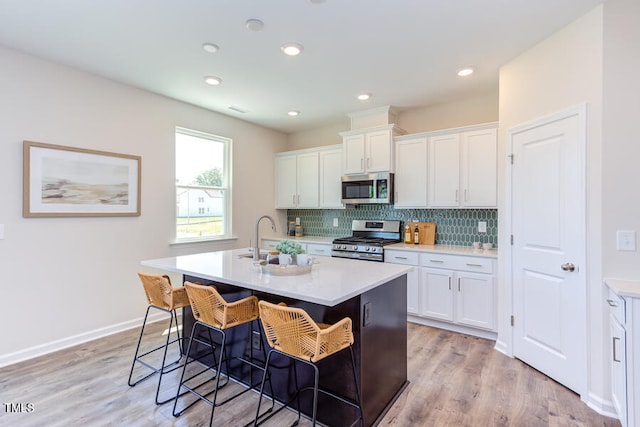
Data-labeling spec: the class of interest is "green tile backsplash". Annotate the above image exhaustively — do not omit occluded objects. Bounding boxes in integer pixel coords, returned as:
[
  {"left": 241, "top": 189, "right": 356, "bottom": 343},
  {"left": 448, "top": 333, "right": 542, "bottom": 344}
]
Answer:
[{"left": 287, "top": 206, "right": 498, "bottom": 247}]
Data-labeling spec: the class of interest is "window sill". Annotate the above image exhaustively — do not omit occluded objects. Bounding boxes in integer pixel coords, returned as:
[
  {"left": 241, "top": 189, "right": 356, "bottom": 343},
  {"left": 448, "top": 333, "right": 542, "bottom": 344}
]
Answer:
[{"left": 170, "top": 236, "right": 238, "bottom": 247}]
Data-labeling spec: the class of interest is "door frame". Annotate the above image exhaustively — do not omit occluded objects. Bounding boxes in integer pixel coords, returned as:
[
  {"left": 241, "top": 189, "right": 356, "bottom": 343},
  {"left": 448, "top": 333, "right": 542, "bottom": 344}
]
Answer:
[{"left": 502, "top": 103, "right": 588, "bottom": 397}]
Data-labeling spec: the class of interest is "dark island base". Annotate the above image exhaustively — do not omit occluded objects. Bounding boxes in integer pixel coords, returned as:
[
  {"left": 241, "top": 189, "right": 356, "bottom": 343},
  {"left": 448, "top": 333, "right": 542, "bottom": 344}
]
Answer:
[{"left": 182, "top": 274, "right": 408, "bottom": 427}]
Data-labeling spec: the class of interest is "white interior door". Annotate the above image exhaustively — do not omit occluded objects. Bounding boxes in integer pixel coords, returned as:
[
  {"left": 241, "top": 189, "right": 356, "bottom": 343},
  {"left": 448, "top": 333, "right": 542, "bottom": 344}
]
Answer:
[{"left": 510, "top": 105, "right": 587, "bottom": 395}]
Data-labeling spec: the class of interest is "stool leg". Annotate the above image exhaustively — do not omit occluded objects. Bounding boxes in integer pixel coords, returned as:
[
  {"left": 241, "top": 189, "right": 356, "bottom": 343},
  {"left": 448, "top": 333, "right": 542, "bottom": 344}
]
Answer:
[
  {"left": 310, "top": 363, "right": 319, "bottom": 427},
  {"left": 253, "top": 350, "right": 274, "bottom": 426},
  {"left": 127, "top": 305, "right": 152, "bottom": 387},
  {"left": 349, "top": 346, "right": 363, "bottom": 426},
  {"left": 208, "top": 329, "right": 227, "bottom": 427},
  {"left": 172, "top": 322, "right": 198, "bottom": 417},
  {"left": 155, "top": 308, "right": 180, "bottom": 404}
]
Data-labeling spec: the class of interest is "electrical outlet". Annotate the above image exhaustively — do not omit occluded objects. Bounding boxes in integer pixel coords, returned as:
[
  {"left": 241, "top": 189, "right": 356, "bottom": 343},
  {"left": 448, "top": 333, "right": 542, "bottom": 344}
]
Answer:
[
  {"left": 333, "top": 218, "right": 339, "bottom": 227},
  {"left": 295, "top": 217, "right": 300, "bottom": 225},
  {"left": 616, "top": 230, "right": 637, "bottom": 251},
  {"left": 478, "top": 221, "right": 487, "bottom": 233}
]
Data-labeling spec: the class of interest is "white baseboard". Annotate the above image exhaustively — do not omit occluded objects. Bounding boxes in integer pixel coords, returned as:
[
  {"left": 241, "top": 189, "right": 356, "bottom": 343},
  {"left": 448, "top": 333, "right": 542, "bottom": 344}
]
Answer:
[
  {"left": 583, "top": 391, "right": 619, "bottom": 419},
  {"left": 407, "top": 315, "right": 498, "bottom": 341},
  {"left": 0, "top": 311, "right": 169, "bottom": 368}
]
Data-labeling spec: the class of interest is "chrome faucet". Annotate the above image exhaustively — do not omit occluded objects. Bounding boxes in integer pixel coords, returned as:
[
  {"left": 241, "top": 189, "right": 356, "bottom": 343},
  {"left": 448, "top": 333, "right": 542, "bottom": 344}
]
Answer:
[{"left": 254, "top": 215, "right": 277, "bottom": 261}]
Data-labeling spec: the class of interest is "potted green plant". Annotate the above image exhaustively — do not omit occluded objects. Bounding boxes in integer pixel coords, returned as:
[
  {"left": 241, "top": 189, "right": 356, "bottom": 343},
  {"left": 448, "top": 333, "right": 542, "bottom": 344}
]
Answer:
[{"left": 274, "top": 240, "right": 305, "bottom": 265}]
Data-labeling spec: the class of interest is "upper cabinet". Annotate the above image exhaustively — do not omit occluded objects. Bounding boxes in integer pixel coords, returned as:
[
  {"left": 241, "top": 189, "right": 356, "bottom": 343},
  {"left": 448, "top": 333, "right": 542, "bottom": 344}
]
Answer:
[
  {"left": 394, "top": 135, "right": 428, "bottom": 208},
  {"left": 341, "top": 125, "right": 404, "bottom": 175},
  {"left": 275, "top": 145, "right": 343, "bottom": 209},
  {"left": 428, "top": 126, "right": 497, "bottom": 208}
]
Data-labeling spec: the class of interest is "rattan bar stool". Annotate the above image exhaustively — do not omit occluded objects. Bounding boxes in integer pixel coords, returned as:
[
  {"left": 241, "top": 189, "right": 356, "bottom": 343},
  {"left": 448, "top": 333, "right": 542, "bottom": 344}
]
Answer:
[
  {"left": 172, "top": 281, "right": 274, "bottom": 426},
  {"left": 254, "top": 300, "right": 363, "bottom": 427},
  {"left": 128, "top": 272, "right": 190, "bottom": 405}
]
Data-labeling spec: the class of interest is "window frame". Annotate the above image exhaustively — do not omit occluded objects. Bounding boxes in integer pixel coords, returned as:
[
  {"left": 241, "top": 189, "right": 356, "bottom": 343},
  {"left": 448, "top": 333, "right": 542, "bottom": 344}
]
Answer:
[{"left": 174, "top": 126, "right": 232, "bottom": 243}]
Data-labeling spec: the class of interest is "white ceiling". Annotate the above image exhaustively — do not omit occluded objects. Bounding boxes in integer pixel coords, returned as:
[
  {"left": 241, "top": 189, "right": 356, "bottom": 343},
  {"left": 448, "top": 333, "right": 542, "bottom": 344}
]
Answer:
[{"left": 0, "top": 0, "right": 603, "bottom": 134}]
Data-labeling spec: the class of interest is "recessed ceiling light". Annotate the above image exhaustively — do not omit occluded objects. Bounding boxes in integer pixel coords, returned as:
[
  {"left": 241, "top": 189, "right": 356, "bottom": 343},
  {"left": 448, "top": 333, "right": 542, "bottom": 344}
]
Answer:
[
  {"left": 281, "top": 42, "right": 304, "bottom": 56},
  {"left": 245, "top": 19, "right": 264, "bottom": 32},
  {"left": 204, "top": 75, "right": 222, "bottom": 86},
  {"left": 288, "top": 110, "right": 300, "bottom": 117},
  {"left": 457, "top": 67, "right": 474, "bottom": 77},
  {"left": 357, "top": 93, "right": 371, "bottom": 101},
  {"left": 202, "top": 43, "right": 219, "bottom": 53}
]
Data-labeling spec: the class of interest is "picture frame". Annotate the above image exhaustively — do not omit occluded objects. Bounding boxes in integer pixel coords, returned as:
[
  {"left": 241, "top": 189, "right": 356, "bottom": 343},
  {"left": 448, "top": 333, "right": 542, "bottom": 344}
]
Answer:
[{"left": 23, "top": 141, "right": 141, "bottom": 217}]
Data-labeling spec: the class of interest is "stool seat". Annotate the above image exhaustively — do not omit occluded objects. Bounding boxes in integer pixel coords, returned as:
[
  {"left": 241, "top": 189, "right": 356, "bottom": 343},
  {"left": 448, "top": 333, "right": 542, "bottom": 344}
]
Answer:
[{"left": 128, "top": 272, "right": 190, "bottom": 405}]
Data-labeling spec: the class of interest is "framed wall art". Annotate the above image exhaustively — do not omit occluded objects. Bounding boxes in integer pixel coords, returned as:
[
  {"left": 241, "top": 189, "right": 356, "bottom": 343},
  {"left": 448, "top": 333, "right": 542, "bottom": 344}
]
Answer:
[{"left": 23, "top": 141, "right": 141, "bottom": 217}]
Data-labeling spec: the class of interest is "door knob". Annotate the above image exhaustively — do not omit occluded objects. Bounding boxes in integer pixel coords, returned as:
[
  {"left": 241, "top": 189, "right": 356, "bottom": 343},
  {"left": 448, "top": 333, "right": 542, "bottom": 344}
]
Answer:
[{"left": 561, "top": 262, "right": 576, "bottom": 272}]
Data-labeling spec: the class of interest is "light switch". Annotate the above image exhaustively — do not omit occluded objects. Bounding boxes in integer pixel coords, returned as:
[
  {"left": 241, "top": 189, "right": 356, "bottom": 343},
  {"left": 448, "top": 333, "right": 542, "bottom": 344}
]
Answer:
[
  {"left": 0, "top": 224, "right": 4, "bottom": 239},
  {"left": 616, "top": 230, "right": 636, "bottom": 251},
  {"left": 478, "top": 221, "right": 487, "bottom": 233}
]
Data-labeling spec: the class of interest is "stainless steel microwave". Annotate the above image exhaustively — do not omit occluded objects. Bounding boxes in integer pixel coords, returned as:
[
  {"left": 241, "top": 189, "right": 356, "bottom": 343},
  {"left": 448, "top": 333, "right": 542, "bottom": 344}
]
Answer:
[{"left": 341, "top": 172, "right": 394, "bottom": 204}]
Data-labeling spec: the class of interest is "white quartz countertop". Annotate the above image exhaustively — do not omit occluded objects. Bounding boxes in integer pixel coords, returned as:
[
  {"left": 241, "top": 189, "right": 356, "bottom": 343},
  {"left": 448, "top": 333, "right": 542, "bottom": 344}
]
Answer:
[
  {"left": 141, "top": 248, "right": 411, "bottom": 306},
  {"left": 386, "top": 243, "right": 498, "bottom": 258},
  {"left": 605, "top": 278, "right": 640, "bottom": 299}
]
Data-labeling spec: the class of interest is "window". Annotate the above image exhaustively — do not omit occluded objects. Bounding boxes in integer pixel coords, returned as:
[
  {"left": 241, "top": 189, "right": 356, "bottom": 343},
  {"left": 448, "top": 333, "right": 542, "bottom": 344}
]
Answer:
[{"left": 175, "top": 127, "right": 231, "bottom": 241}]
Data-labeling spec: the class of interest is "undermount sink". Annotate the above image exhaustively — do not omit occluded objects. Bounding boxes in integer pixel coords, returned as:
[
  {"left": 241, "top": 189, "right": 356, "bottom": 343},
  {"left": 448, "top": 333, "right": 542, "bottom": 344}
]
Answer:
[{"left": 237, "top": 251, "right": 267, "bottom": 260}]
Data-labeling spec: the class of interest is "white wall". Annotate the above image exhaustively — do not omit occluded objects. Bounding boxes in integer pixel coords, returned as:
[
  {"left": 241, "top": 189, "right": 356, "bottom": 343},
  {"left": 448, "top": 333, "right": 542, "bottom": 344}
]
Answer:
[
  {"left": 497, "top": 5, "right": 606, "bottom": 411},
  {"left": 0, "top": 45, "right": 288, "bottom": 364},
  {"left": 286, "top": 93, "right": 499, "bottom": 151},
  {"left": 602, "top": 0, "right": 640, "bottom": 279}
]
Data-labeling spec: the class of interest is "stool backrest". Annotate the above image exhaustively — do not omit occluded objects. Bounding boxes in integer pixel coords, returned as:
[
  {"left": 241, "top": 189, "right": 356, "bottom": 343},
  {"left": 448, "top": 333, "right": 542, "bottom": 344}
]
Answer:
[
  {"left": 137, "top": 272, "right": 174, "bottom": 309},
  {"left": 258, "top": 301, "right": 353, "bottom": 363},
  {"left": 184, "top": 281, "right": 258, "bottom": 329}
]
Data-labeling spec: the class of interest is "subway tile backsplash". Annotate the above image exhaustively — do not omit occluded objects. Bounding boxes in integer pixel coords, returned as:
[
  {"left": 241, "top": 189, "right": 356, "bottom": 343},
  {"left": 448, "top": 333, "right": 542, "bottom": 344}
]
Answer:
[{"left": 287, "top": 207, "right": 498, "bottom": 248}]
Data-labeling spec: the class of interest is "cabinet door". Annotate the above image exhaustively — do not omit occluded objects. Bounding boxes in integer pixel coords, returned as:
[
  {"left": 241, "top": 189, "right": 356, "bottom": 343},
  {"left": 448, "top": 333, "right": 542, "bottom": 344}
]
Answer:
[
  {"left": 420, "top": 268, "right": 454, "bottom": 321},
  {"left": 343, "top": 133, "right": 366, "bottom": 174},
  {"left": 296, "top": 152, "right": 319, "bottom": 208},
  {"left": 394, "top": 137, "right": 428, "bottom": 208},
  {"left": 461, "top": 128, "right": 497, "bottom": 207},
  {"left": 428, "top": 133, "right": 460, "bottom": 207},
  {"left": 319, "top": 149, "right": 343, "bottom": 208},
  {"left": 406, "top": 266, "right": 421, "bottom": 315},
  {"left": 456, "top": 272, "right": 495, "bottom": 330},
  {"left": 610, "top": 313, "right": 628, "bottom": 427},
  {"left": 366, "top": 129, "right": 392, "bottom": 172},
  {"left": 275, "top": 154, "right": 297, "bottom": 208}
]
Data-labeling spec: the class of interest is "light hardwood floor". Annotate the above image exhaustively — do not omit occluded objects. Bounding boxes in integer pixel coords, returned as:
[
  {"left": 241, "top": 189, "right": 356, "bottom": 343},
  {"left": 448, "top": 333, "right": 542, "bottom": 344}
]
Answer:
[{"left": 0, "top": 321, "right": 620, "bottom": 427}]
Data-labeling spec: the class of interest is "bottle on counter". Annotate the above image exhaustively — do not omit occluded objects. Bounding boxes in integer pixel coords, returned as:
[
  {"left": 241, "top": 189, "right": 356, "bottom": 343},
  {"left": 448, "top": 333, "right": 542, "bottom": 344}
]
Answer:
[
  {"left": 288, "top": 221, "right": 296, "bottom": 236},
  {"left": 295, "top": 225, "right": 303, "bottom": 237},
  {"left": 404, "top": 225, "right": 412, "bottom": 244},
  {"left": 414, "top": 225, "right": 420, "bottom": 245}
]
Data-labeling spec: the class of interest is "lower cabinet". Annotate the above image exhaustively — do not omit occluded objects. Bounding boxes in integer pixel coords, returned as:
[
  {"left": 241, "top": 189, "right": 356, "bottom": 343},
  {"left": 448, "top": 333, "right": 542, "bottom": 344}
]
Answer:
[
  {"left": 386, "top": 249, "right": 496, "bottom": 334},
  {"left": 606, "top": 281, "right": 640, "bottom": 427}
]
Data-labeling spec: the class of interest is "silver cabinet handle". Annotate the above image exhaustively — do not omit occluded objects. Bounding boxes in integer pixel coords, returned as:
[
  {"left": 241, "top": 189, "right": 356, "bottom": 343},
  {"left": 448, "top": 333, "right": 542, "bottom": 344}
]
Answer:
[
  {"left": 361, "top": 158, "right": 364, "bottom": 169},
  {"left": 464, "top": 189, "right": 468, "bottom": 202},
  {"left": 458, "top": 277, "right": 461, "bottom": 292},
  {"left": 292, "top": 195, "right": 296, "bottom": 204},
  {"left": 613, "top": 337, "right": 622, "bottom": 362},
  {"left": 448, "top": 276, "right": 451, "bottom": 291},
  {"left": 297, "top": 194, "right": 300, "bottom": 204},
  {"left": 607, "top": 299, "right": 619, "bottom": 307},
  {"left": 394, "top": 256, "right": 408, "bottom": 260},
  {"left": 561, "top": 262, "right": 576, "bottom": 272},
  {"left": 466, "top": 263, "right": 483, "bottom": 267},
  {"left": 455, "top": 189, "right": 459, "bottom": 202},
  {"left": 367, "top": 157, "right": 371, "bottom": 168},
  {"left": 429, "top": 259, "right": 444, "bottom": 263}
]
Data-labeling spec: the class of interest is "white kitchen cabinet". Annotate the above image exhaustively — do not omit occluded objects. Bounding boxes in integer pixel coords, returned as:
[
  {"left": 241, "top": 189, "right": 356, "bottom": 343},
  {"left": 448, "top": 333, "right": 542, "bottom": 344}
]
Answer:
[
  {"left": 394, "top": 136, "right": 428, "bottom": 208},
  {"left": 261, "top": 239, "right": 284, "bottom": 251},
  {"left": 605, "top": 280, "right": 640, "bottom": 427},
  {"left": 319, "top": 148, "right": 344, "bottom": 208},
  {"left": 428, "top": 125, "right": 497, "bottom": 208},
  {"left": 420, "top": 252, "right": 496, "bottom": 331},
  {"left": 341, "top": 125, "right": 403, "bottom": 175},
  {"left": 386, "top": 249, "right": 496, "bottom": 332},
  {"left": 275, "top": 146, "right": 342, "bottom": 209},
  {"left": 306, "top": 243, "right": 332, "bottom": 257},
  {"left": 385, "top": 250, "right": 421, "bottom": 314}
]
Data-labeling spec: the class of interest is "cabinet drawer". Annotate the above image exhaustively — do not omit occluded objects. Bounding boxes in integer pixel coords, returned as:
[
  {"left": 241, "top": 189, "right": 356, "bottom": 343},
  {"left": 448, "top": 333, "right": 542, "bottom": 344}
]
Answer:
[
  {"left": 307, "top": 243, "right": 331, "bottom": 257},
  {"left": 385, "top": 250, "right": 420, "bottom": 265},
  {"left": 455, "top": 257, "right": 494, "bottom": 274},
  {"left": 607, "top": 287, "right": 626, "bottom": 325},
  {"left": 420, "top": 253, "right": 458, "bottom": 269}
]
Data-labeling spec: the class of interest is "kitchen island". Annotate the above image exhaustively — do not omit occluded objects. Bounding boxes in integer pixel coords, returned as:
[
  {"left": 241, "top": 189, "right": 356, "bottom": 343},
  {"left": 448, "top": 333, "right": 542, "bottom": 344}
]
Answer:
[{"left": 141, "top": 248, "right": 411, "bottom": 426}]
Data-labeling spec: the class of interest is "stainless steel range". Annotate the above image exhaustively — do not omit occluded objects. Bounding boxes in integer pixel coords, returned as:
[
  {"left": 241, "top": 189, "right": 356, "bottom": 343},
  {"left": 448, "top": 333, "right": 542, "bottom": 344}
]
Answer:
[{"left": 331, "top": 220, "right": 401, "bottom": 262}]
